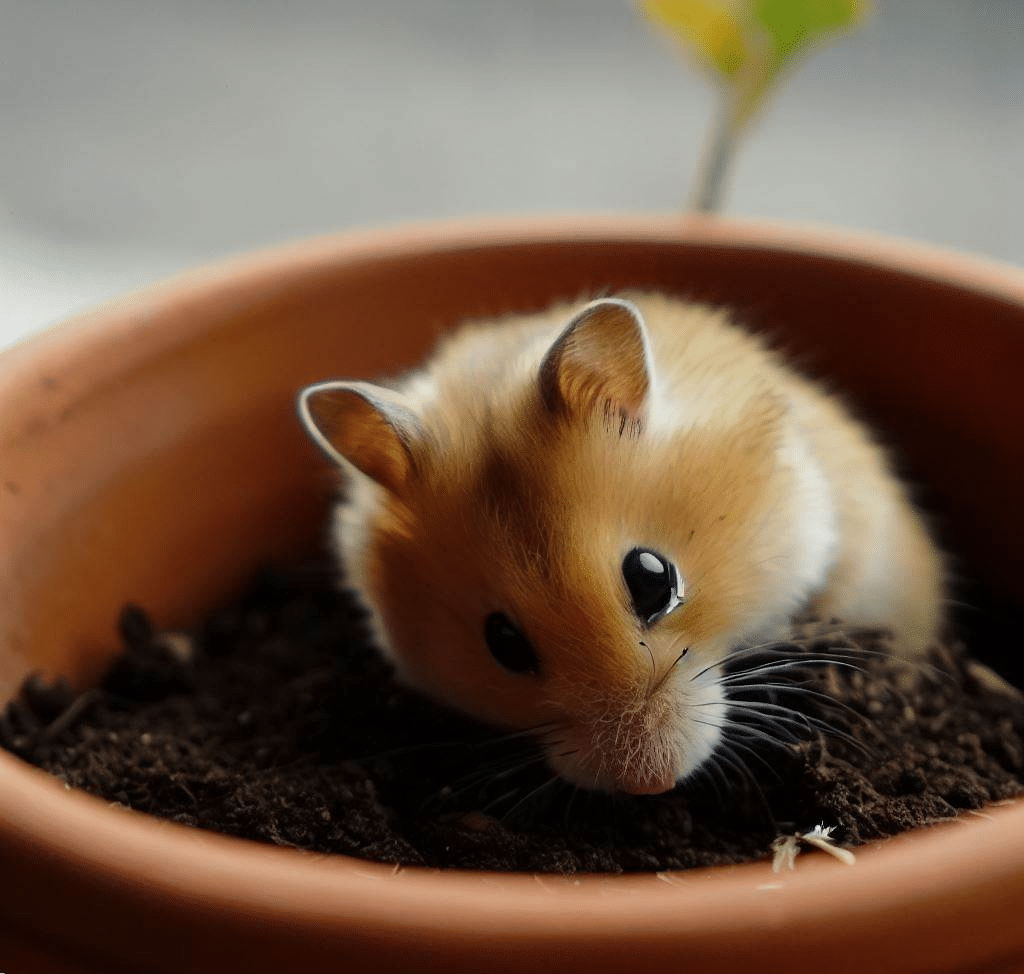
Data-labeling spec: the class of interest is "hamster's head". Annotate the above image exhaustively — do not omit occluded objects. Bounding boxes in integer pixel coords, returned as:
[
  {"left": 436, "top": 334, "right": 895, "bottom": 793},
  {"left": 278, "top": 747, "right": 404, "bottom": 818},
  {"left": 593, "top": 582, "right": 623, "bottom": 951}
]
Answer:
[{"left": 299, "top": 297, "right": 801, "bottom": 794}]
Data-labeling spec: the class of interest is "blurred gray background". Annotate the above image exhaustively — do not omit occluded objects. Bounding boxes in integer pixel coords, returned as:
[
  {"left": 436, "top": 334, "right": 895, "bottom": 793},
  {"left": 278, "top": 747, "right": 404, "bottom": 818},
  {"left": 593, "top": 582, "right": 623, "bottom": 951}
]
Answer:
[{"left": 1, "top": 0, "right": 1021, "bottom": 346}]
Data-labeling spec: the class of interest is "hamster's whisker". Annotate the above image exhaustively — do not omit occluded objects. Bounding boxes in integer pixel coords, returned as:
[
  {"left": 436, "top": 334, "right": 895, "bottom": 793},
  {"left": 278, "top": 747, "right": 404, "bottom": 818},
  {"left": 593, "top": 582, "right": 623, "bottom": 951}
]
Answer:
[
  {"left": 695, "top": 714, "right": 785, "bottom": 781},
  {"left": 724, "top": 711, "right": 809, "bottom": 748},
  {"left": 723, "top": 699, "right": 871, "bottom": 755},
  {"left": 450, "top": 754, "right": 545, "bottom": 795},
  {"left": 684, "top": 639, "right": 835, "bottom": 684},
  {"left": 592, "top": 746, "right": 609, "bottom": 793},
  {"left": 688, "top": 656, "right": 724, "bottom": 684},
  {"left": 709, "top": 741, "right": 776, "bottom": 828},
  {"left": 438, "top": 749, "right": 553, "bottom": 810},
  {"left": 750, "top": 643, "right": 913, "bottom": 667},
  {"left": 561, "top": 785, "right": 581, "bottom": 829},
  {"left": 729, "top": 710, "right": 829, "bottom": 749},
  {"left": 725, "top": 720, "right": 801, "bottom": 754},
  {"left": 726, "top": 644, "right": 947, "bottom": 700},
  {"left": 717, "top": 635, "right": 942, "bottom": 689},
  {"left": 725, "top": 672, "right": 888, "bottom": 732},
  {"left": 641, "top": 641, "right": 656, "bottom": 696},
  {"left": 717, "top": 730, "right": 784, "bottom": 783},
  {"left": 732, "top": 631, "right": 853, "bottom": 654},
  {"left": 722, "top": 696, "right": 830, "bottom": 725},
  {"left": 941, "top": 595, "right": 978, "bottom": 612},
  {"left": 650, "top": 639, "right": 692, "bottom": 696},
  {"left": 691, "top": 756, "right": 729, "bottom": 809},
  {"left": 725, "top": 709, "right": 847, "bottom": 763},
  {"left": 499, "top": 774, "right": 562, "bottom": 825},
  {"left": 723, "top": 679, "right": 864, "bottom": 716},
  {"left": 485, "top": 721, "right": 561, "bottom": 746},
  {"left": 354, "top": 737, "right": 494, "bottom": 763},
  {"left": 487, "top": 748, "right": 552, "bottom": 776},
  {"left": 692, "top": 715, "right": 724, "bottom": 730},
  {"left": 721, "top": 633, "right": 896, "bottom": 662},
  {"left": 692, "top": 641, "right": 861, "bottom": 686},
  {"left": 721, "top": 658, "right": 869, "bottom": 683},
  {"left": 723, "top": 644, "right": 840, "bottom": 667},
  {"left": 480, "top": 787, "right": 527, "bottom": 813},
  {"left": 756, "top": 637, "right": 940, "bottom": 680},
  {"left": 444, "top": 740, "right": 551, "bottom": 787}
]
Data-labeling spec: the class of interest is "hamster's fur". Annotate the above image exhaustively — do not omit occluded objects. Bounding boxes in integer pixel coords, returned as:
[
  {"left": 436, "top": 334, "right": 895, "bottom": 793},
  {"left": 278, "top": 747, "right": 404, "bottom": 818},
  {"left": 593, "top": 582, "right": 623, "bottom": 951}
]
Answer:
[{"left": 299, "top": 294, "right": 944, "bottom": 795}]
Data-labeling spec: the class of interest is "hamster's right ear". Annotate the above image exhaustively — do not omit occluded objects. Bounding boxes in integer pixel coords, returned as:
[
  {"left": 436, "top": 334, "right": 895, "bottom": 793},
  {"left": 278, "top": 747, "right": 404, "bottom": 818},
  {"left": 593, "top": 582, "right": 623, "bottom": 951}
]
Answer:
[
  {"left": 538, "top": 297, "right": 652, "bottom": 425},
  {"left": 298, "top": 381, "right": 422, "bottom": 494}
]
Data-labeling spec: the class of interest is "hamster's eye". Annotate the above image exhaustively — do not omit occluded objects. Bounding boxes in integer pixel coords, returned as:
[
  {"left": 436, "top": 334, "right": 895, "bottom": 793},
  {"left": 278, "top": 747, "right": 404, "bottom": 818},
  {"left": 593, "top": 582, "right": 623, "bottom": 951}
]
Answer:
[
  {"left": 484, "top": 612, "right": 539, "bottom": 675},
  {"left": 622, "top": 547, "right": 682, "bottom": 625}
]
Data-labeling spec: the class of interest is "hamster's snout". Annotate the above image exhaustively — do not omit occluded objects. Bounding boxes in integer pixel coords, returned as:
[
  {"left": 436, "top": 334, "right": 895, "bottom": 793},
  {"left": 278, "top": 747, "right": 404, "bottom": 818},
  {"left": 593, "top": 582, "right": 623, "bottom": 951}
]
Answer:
[
  {"left": 545, "top": 735, "right": 682, "bottom": 795},
  {"left": 543, "top": 673, "right": 727, "bottom": 795}
]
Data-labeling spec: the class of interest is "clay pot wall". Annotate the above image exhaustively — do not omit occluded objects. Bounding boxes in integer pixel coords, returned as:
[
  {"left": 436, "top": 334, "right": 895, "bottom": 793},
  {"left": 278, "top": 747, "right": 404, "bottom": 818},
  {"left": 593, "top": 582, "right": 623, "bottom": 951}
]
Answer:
[{"left": 1, "top": 216, "right": 1022, "bottom": 973}]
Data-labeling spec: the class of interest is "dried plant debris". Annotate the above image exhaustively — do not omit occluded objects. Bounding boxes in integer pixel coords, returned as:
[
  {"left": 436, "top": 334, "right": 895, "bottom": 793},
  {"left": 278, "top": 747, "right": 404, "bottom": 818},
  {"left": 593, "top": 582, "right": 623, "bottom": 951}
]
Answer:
[
  {"left": 770, "top": 824, "right": 857, "bottom": 872},
  {"left": 2, "top": 565, "right": 1023, "bottom": 875}
]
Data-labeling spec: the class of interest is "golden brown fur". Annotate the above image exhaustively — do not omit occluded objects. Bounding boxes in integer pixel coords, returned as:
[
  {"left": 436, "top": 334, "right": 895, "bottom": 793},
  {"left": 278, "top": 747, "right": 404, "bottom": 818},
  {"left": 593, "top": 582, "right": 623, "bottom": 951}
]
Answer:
[{"left": 299, "top": 293, "right": 945, "bottom": 794}]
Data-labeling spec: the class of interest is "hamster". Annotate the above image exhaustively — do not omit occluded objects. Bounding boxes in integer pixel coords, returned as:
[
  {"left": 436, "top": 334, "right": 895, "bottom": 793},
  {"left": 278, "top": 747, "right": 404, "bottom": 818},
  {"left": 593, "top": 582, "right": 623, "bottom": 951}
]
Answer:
[{"left": 298, "top": 293, "right": 944, "bottom": 795}]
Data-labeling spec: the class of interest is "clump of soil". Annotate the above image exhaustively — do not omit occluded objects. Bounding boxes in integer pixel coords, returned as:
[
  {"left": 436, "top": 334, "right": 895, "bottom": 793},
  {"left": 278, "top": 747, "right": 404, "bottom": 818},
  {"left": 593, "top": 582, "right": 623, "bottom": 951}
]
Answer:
[{"left": 2, "top": 565, "right": 1023, "bottom": 874}]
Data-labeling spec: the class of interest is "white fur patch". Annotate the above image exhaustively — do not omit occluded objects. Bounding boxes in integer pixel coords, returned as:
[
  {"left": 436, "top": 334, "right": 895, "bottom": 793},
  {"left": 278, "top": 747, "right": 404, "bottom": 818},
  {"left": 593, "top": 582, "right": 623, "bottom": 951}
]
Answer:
[{"left": 777, "top": 426, "right": 839, "bottom": 604}]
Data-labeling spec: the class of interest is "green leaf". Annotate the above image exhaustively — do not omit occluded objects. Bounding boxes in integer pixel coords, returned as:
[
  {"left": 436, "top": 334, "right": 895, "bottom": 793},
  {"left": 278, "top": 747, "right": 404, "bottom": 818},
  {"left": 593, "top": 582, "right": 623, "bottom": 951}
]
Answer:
[
  {"left": 752, "top": 0, "right": 872, "bottom": 70},
  {"left": 639, "top": 0, "right": 750, "bottom": 79},
  {"left": 636, "top": 0, "right": 874, "bottom": 212}
]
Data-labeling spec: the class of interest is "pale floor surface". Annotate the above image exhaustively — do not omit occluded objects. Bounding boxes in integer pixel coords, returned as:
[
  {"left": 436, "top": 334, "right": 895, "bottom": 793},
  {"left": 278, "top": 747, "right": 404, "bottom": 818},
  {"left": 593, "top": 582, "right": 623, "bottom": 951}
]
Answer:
[{"left": 1, "top": 0, "right": 1021, "bottom": 346}]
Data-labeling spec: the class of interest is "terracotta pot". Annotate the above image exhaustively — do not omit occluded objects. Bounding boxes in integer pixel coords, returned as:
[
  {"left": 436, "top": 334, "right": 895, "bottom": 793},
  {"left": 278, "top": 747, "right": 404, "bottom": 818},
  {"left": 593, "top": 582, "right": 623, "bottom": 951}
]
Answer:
[{"left": 2, "top": 215, "right": 1023, "bottom": 974}]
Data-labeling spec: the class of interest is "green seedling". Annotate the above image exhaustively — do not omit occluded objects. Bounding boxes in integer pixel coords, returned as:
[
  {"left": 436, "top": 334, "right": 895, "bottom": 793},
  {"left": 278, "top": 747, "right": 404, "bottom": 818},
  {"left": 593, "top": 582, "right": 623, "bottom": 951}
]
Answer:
[{"left": 638, "top": 0, "right": 872, "bottom": 212}]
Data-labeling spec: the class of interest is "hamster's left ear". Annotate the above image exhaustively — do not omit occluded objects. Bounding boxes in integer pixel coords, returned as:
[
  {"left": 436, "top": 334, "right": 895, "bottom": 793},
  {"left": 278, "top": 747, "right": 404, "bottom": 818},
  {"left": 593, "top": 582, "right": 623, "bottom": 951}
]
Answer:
[
  {"left": 298, "top": 381, "right": 422, "bottom": 495},
  {"left": 538, "top": 297, "right": 652, "bottom": 426}
]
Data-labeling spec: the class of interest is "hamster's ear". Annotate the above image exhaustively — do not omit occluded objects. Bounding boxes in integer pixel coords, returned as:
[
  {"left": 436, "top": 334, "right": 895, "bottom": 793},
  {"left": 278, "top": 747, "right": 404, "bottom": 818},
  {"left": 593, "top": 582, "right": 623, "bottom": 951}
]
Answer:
[
  {"left": 538, "top": 297, "right": 652, "bottom": 425},
  {"left": 298, "top": 380, "right": 422, "bottom": 494}
]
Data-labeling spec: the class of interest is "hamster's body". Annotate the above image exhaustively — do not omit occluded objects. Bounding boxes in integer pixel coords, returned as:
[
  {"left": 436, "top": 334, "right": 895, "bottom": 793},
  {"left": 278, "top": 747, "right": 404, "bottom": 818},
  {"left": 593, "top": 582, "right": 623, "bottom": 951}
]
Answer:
[{"left": 300, "top": 294, "right": 944, "bottom": 795}]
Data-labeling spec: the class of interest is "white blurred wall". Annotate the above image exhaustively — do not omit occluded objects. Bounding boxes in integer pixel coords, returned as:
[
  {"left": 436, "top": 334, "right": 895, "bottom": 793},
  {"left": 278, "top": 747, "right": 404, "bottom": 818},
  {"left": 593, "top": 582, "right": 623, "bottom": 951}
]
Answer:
[{"left": 1, "top": 0, "right": 1021, "bottom": 344}]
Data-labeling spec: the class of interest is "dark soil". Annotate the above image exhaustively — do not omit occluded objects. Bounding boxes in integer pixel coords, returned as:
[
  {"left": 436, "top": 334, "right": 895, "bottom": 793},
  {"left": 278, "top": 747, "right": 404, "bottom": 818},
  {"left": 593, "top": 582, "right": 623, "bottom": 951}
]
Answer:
[{"left": 3, "top": 565, "right": 1023, "bottom": 874}]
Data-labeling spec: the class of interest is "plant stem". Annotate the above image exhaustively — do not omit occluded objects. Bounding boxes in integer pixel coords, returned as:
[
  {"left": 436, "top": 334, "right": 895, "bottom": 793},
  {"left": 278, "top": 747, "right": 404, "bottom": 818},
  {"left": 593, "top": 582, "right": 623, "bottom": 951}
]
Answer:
[{"left": 689, "top": 91, "right": 743, "bottom": 215}]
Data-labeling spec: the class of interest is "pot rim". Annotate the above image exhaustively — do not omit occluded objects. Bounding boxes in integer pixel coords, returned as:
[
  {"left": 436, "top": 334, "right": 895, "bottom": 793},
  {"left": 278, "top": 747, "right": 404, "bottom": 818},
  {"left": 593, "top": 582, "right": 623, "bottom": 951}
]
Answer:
[{"left": 3, "top": 212, "right": 1024, "bottom": 962}]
